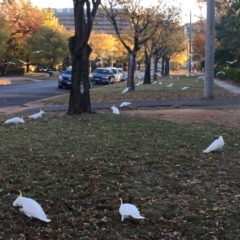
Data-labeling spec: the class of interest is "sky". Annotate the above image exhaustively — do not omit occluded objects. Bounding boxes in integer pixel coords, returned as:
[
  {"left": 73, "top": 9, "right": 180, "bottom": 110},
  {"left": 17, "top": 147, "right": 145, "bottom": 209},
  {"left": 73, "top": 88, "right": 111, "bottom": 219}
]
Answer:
[{"left": 30, "top": 0, "right": 206, "bottom": 24}]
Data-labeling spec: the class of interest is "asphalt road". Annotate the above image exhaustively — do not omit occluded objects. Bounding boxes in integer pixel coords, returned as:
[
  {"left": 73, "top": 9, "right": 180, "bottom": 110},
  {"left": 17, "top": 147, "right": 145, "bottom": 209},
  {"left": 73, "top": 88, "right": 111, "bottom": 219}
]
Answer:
[{"left": 0, "top": 80, "right": 98, "bottom": 108}]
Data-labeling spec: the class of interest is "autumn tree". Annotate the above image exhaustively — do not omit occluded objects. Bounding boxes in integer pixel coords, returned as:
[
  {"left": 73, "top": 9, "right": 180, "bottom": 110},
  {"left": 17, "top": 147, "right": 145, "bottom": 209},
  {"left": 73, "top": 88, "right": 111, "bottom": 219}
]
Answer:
[
  {"left": 0, "top": 0, "right": 43, "bottom": 60},
  {"left": 68, "top": 0, "right": 100, "bottom": 115},
  {"left": 26, "top": 26, "right": 69, "bottom": 69},
  {"left": 101, "top": 0, "right": 163, "bottom": 91},
  {"left": 192, "top": 33, "right": 205, "bottom": 61},
  {"left": 0, "top": 17, "right": 10, "bottom": 60},
  {"left": 89, "top": 31, "right": 127, "bottom": 68}
]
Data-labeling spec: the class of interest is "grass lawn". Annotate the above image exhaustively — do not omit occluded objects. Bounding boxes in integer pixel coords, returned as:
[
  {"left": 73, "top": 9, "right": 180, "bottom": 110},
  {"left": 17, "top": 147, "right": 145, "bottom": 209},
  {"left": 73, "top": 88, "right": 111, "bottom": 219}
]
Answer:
[
  {"left": 0, "top": 111, "right": 240, "bottom": 239},
  {"left": 34, "top": 74, "right": 240, "bottom": 106}
]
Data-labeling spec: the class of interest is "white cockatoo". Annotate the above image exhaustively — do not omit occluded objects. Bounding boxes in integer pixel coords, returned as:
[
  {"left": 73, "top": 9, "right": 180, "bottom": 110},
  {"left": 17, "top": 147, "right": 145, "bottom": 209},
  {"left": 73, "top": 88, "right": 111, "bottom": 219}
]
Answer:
[
  {"left": 216, "top": 71, "right": 225, "bottom": 76},
  {"left": 166, "top": 83, "right": 173, "bottom": 88},
  {"left": 4, "top": 117, "right": 25, "bottom": 124},
  {"left": 119, "top": 198, "right": 145, "bottom": 222},
  {"left": 203, "top": 136, "right": 224, "bottom": 153},
  {"left": 196, "top": 76, "right": 205, "bottom": 82},
  {"left": 111, "top": 105, "right": 120, "bottom": 114},
  {"left": 31, "top": 50, "right": 44, "bottom": 54},
  {"left": 122, "top": 87, "right": 129, "bottom": 94},
  {"left": 136, "top": 81, "right": 143, "bottom": 86},
  {"left": 13, "top": 191, "right": 51, "bottom": 223},
  {"left": 226, "top": 59, "right": 237, "bottom": 65},
  {"left": 29, "top": 109, "right": 45, "bottom": 120},
  {"left": 120, "top": 102, "right": 131, "bottom": 107},
  {"left": 181, "top": 87, "right": 189, "bottom": 90}
]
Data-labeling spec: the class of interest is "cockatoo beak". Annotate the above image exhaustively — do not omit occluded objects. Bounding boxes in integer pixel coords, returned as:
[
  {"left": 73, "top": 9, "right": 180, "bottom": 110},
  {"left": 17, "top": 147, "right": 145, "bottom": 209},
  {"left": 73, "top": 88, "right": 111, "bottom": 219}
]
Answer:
[{"left": 13, "top": 206, "right": 22, "bottom": 210}]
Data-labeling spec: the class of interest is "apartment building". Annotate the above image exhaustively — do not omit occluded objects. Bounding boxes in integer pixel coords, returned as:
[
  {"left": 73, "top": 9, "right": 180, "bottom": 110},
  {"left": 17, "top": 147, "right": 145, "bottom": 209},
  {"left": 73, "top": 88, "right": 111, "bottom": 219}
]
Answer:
[{"left": 54, "top": 8, "right": 129, "bottom": 34}]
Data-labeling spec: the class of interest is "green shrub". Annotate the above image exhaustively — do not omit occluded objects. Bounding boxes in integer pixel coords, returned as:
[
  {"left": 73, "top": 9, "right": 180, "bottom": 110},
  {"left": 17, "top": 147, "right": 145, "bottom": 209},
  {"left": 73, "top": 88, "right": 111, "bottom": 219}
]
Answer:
[
  {"left": 215, "top": 67, "right": 240, "bottom": 83},
  {"left": 5, "top": 68, "right": 25, "bottom": 76}
]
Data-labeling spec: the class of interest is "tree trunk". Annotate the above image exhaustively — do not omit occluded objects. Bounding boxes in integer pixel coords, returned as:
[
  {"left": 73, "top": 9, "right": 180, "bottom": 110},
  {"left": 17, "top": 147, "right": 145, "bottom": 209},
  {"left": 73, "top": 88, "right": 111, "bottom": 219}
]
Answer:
[
  {"left": 165, "top": 58, "right": 170, "bottom": 76},
  {"left": 127, "top": 52, "right": 136, "bottom": 91},
  {"left": 26, "top": 63, "right": 30, "bottom": 73},
  {"left": 143, "top": 50, "right": 151, "bottom": 84},
  {"left": 161, "top": 57, "right": 165, "bottom": 77},
  {"left": 67, "top": 0, "right": 100, "bottom": 115},
  {"left": 68, "top": 38, "right": 92, "bottom": 114},
  {"left": 153, "top": 56, "right": 158, "bottom": 81}
]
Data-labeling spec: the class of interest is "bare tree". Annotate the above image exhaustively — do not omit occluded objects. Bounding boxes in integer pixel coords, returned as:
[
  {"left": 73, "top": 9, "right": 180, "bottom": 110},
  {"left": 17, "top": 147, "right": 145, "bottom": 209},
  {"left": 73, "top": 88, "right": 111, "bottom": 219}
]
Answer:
[
  {"left": 68, "top": 0, "right": 100, "bottom": 115},
  {"left": 143, "top": 7, "right": 181, "bottom": 84},
  {"left": 101, "top": 0, "right": 163, "bottom": 91}
]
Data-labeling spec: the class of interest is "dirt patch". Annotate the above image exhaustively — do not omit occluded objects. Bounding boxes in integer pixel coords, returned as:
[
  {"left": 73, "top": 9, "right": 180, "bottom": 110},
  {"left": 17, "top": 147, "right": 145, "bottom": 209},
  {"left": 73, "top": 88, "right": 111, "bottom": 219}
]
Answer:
[
  {"left": 1, "top": 104, "right": 240, "bottom": 128},
  {"left": 125, "top": 107, "right": 240, "bottom": 128}
]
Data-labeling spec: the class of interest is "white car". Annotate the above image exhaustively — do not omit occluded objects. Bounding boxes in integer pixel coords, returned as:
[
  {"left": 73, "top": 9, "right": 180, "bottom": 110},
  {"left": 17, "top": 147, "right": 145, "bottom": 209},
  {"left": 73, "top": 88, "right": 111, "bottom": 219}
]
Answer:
[
  {"left": 106, "top": 67, "right": 121, "bottom": 83},
  {"left": 118, "top": 68, "right": 127, "bottom": 81}
]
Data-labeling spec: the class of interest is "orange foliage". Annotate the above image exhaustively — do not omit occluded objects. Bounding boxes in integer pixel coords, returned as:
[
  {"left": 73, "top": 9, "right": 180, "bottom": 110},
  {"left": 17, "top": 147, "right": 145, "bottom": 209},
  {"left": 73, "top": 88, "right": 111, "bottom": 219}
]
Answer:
[
  {"left": 192, "top": 33, "right": 205, "bottom": 59},
  {"left": 0, "top": 0, "right": 43, "bottom": 40}
]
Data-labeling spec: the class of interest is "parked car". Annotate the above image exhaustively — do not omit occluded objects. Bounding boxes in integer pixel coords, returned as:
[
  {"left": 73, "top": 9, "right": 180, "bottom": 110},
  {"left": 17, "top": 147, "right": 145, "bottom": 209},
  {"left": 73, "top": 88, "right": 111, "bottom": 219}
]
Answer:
[
  {"left": 90, "top": 68, "right": 116, "bottom": 84},
  {"left": 106, "top": 67, "right": 121, "bottom": 82},
  {"left": 58, "top": 66, "right": 92, "bottom": 89},
  {"left": 117, "top": 68, "right": 127, "bottom": 81}
]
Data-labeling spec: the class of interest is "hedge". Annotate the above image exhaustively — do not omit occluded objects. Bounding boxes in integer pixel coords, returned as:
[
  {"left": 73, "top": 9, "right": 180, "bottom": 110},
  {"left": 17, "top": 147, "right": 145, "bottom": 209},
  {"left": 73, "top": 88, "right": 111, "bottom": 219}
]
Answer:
[
  {"left": 214, "top": 67, "right": 240, "bottom": 83},
  {"left": 0, "top": 67, "right": 25, "bottom": 76}
]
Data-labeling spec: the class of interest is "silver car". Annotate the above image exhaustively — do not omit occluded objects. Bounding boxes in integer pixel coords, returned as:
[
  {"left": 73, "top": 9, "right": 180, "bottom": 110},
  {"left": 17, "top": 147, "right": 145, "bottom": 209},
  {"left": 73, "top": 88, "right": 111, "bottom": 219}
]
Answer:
[
  {"left": 90, "top": 68, "right": 116, "bottom": 84},
  {"left": 58, "top": 66, "right": 92, "bottom": 89}
]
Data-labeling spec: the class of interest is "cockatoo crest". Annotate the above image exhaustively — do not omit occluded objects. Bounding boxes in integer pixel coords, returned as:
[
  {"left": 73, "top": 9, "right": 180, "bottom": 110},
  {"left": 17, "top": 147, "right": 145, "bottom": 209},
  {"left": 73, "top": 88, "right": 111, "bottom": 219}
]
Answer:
[{"left": 13, "top": 190, "right": 24, "bottom": 207}]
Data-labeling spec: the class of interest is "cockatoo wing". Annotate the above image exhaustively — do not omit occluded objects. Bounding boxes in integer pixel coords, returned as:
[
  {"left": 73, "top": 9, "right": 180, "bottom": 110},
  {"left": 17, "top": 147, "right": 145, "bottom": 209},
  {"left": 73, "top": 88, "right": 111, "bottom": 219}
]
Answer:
[
  {"left": 203, "top": 136, "right": 224, "bottom": 153},
  {"left": 4, "top": 117, "right": 25, "bottom": 124},
  {"left": 22, "top": 198, "right": 51, "bottom": 222}
]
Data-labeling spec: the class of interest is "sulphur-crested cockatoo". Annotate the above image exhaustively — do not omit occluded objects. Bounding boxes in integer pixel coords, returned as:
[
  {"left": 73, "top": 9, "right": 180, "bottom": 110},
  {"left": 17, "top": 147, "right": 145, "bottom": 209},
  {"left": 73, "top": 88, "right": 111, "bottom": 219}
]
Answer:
[
  {"left": 120, "top": 102, "right": 131, "bottom": 108},
  {"left": 119, "top": 198, "right": 145, "bottom": 222},
  {"left": 13, "top": 191, "right": 51, "bottom": 222},
  {"left": 122, "top": 87, "right": 129, "bottom": 94},
  {"left": 111, "top": 105, "right": 120, "bottom": 114},
  {"left": 4, "top": 117, "right": 25, "bottom": 124},
  {"left": 181, "top": 87, "right": 189, "bottom": 90},
  {"left": 203, "top": 136, "right": 224, "bottom": 153},
  {"left": 29, "top": 109, "right": 45, "bottom": 120},
  {"left": 216, "top": 71, "right": 225, "bottom": 76},
  {"left": 226, "top": 59, "right": 237, "bottom": 65},
  {"left": 166, "top": 83, "right": 173, "bottom": 88}
]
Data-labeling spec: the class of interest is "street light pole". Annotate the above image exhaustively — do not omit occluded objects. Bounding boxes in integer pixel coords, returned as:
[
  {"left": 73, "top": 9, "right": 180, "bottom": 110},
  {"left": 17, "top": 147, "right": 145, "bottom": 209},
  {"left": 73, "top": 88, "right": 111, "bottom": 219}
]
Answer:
[
  {"left": 204, "top": 0, "right": 215, "bottom": 99},
  {"left": 188, "top": 10, "right": 192, "bottom": 74}
]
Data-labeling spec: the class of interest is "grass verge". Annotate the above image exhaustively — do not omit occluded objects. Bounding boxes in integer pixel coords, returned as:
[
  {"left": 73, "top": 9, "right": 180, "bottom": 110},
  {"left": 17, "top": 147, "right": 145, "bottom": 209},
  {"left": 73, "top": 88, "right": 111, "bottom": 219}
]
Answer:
[
  {"left": 35, "top": 75, "right": 240, "bottom": 106},
  {"left": 0, "top": 111, "right": 240, "bottom": 239}
]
